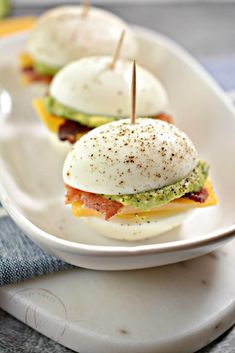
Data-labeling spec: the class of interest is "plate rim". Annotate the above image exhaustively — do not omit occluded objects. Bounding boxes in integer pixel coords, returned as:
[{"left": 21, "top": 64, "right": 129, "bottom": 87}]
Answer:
[{"left": 0, "top": 27, "right": 235, "bottom": 257}]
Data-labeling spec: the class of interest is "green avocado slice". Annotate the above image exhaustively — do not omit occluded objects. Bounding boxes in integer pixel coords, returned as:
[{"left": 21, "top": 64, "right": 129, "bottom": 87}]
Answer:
[
  {"left": 0, "top": 0, "right": 11, "bottom": 18},
  {"left": 103, "top": 161, "right": 209, "bottom": 210},
  {"left": 33, "top": 62, "right": 60, "bottom": 76},
  {"left": 43, "top": 96, "right": 117, "bottom": 128}
]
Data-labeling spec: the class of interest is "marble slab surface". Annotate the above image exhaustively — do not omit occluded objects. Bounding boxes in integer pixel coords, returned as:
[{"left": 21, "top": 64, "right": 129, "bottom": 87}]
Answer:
[{"left": 0, "top": 239, "right": 235, "bottom": 353}]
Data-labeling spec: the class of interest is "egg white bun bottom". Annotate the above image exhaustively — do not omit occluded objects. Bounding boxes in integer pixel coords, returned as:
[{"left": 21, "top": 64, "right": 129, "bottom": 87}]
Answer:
[{"left": 83, "top": 210, "right": 193, "bottom": 241}]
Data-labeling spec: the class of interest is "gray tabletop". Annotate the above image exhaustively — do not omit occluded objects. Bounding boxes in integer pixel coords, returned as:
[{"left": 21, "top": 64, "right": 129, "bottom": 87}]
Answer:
[{"left": 0, "top": 2, "right": 235, "bottom": 352}]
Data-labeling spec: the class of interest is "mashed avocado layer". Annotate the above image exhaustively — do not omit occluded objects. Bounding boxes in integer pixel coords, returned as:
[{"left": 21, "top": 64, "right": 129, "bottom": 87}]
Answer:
[
  {"left": 104, "top": 161, "right": 209, "bottom": 210},
  {"left": 44, "top": 96, "right": 117, "bottom": 128},
  {"left": 34, "top": 62, "right": 59, "bottom": 76}
]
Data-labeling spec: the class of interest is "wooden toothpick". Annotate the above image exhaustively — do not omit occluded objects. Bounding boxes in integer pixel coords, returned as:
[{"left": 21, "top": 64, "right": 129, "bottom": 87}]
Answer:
[
  {"left": 109, "top": 30, "right": 126, "bottom": 70},
  {"left": 81, "top": 0, "right": 90, "bottom": 18},
  {"left": 131, "top": 60, "right": 137, "bottom": 124}
]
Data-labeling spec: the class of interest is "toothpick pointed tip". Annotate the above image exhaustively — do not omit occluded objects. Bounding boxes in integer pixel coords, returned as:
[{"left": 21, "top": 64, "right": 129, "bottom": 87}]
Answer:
[
  {"left": 131, "top": 59, "right": 137, "bottom": 125},
  {"left": 82, "top": 0, "right": 90, "bottom": 17},
  {"left": 109, "top": 29, "right": 126, "bottom": 70}
]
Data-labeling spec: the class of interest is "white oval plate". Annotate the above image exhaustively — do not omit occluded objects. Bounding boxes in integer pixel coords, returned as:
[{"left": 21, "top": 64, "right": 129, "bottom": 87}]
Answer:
[{"left": 0, "top": 27, "right": 235, "bottom": 270}]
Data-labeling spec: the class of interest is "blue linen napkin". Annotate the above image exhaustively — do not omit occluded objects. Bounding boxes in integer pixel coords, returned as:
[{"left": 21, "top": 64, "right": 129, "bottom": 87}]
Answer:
[
  {"left": 0, "top": 215, "right": 72, "bottom": 286},
  {"left": 0, "top": 55, "right": 234, "bottom": 286}
]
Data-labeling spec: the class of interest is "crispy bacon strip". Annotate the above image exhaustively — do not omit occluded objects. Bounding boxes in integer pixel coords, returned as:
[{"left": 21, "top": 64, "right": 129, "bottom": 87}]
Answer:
[
  {"left": 154, "top": 112, "right": 174, "bottom": 124},
  {"left": 183, "top": 188, "right": 208, "bottom": 203},
  {"left": 58, "top": 120, "right": 91, "bottom": 143},
  {"left": 22, "top": 67, "right": 53, "bottom": 84},
  {"left": 65, "top": 185, "right": 123, "bottom": 220}
]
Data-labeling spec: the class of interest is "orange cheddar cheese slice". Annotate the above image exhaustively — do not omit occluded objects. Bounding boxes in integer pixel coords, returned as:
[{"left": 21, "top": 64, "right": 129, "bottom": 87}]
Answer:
[
  {"left": 32, "top": 98, "right": 65, "bottom": 133},
  {"left": 0, "top": 17, "right": 35, "bottom": 37},
  {"left": 19, "top": 52, "right": 34, "bottom": 69},
  {"left": 33, "top": 98, "right": 88, "bottom": 141}
]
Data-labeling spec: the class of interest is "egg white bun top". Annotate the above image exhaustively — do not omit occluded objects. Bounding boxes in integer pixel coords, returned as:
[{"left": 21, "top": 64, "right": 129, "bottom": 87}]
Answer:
[
  {"left": 27, "top": 6, "right": 138, "bottom": 68},
  {"left": 50, "top": 56, "right": 168, "bottom": 117},
  {"left": 63, "top": 119, "right": 198, "bottom": 195}
]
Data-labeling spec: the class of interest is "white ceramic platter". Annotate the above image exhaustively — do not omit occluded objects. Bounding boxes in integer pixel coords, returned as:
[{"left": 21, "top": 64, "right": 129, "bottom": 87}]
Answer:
[{"left": 0, "top": 27, "right": 235, "bottom": 270}]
